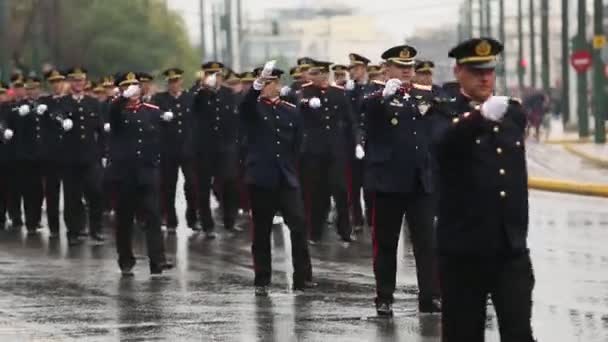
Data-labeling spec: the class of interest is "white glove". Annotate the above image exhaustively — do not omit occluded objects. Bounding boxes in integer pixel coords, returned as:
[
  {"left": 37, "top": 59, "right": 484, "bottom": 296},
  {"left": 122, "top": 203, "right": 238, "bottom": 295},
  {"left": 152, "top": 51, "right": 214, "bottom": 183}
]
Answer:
[
  {"left": 253, "top": 79, "right": 265, "bottom": 91},
  {"left": 261, "top": 60, "right": 276, "bottom": 79},
  {"left": 122, "top": 84, "right": 140, "bottom": 99},
  {"left": 480, "top": 96, "right": 509, "bottom": 122},
  {"left": 36, "top": 104, "right": 48, "bottom": 115},
  {"left": 62, "top": 119, "right": 73, "bottom": 131},
  {"left": 280, "top": 86, "right": 291, "bottom": 97},
  {"left": 309, "top": 97, "right": 321, "bottom": 109},
  {"left": 345, "top": 80, "right": 355, "bottom": 91},
  {"left": 3, "top": 129, "right": 13, "bottom": 141},
  {"left": 18, "top": 104, "right": 30, "bottom": 116},
  {"left": 382, "top": 78, "right": 402, "bottom": 98},
  {"left": 355, "top": 144, "right": 365, "bottom": 160},
  {"left": 161, "top": 111, "right": 174, "bottom": 122},
  {"left": 103, "top": 123, "right": 111, "bottom": 132},
  {"left": 204, "top": 72, "right": 217, "bottom": 88},
  {"left": 101, "top": 157, "right": 108, "bottom": 168}
]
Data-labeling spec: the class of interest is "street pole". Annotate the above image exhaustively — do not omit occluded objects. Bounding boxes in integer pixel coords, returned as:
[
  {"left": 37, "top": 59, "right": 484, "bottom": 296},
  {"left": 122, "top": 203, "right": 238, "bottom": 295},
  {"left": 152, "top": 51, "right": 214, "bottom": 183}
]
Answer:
[
  {"left": 577, "top": 0, "right": 589, "bottom": 137},
  {"left": 561, "top": 0, "right": 570, "bottom": 124},
  {"left": 592, "top": 0, "right": 605, "bottom": 143},
  {"left": 540, "top": 0, "right": 550, "bottom": 94},
  {"left": 200, "top": 0, "right": 206, "bottom": 61},
  {"left": 0, "top": 0, "right": 8, "bottom": 81},
  {"left": 485, "top": 0, "right": 492, "bottom": 37},
  {"left": 518, "top": 0, "right": 525, "bottom": 93},
  {"left": 212, "top": 3, "right": 219, "bottom": 61},
  {"left": 479, "top": 0, "right": 484, "bottom": 35},
  {"left": 224, "top": 0, "right": 233, "bottom": 67},
  {"left": 529, "top": 0, "right": 537, "bottom": 89},
  {"left": 467, "top": 0, "right": 474, "bottom": 38},
  {"left": 499, "top": 0, "right": 507, "bottom": 94}
]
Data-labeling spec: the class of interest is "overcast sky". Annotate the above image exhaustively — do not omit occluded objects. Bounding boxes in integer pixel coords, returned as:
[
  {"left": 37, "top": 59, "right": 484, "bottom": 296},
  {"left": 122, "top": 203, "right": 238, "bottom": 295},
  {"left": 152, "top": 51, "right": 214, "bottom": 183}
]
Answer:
[{"left": 168, "top": 0, "right": 461, "bottom": 45}]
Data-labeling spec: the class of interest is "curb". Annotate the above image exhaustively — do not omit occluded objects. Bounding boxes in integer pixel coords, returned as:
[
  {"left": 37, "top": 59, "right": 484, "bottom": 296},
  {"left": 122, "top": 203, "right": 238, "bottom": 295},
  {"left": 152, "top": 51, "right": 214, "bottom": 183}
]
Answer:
[
  {"left": 544, "top": 138, "right": 591, "bottom": 144},
  {"left": 528, "top": 177, "right": 608, "bottom": 197},
  {"left": 563, "top": 144, "right": 608, "bottom": 168}
]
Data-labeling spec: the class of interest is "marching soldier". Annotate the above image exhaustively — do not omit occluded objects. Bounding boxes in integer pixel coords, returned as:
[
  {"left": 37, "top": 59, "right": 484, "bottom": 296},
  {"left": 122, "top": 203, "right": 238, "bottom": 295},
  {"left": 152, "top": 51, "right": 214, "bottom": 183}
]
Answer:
[
  {"left": 152, "top": 68, "right": 198, "bottom": 232},
  {"left": 6, "top": 74, "right": 26, "bottom": 229},
  {"left": 345, "top": 53, "right": 372, "bottom": 231},
  {"left": 0, "top": 82, "right": 14, "bottom": 230},
  {"left": 108, "top": 72, "right": 173, "bottom": 275},
  {"left": 331, "top": 65, "right": 349, "bottom": 86},
  {"left": 239, "top": 61, "right": 314, "bottom": 296},
  {"left": 138, "top": 72, "right": 155, "bottom": 102},
  {"left": 38, "top": 69, "right": 67, "bottom": 238},
  {"left": 298, "top": 60, "right": 357, "bottom": 243},
  {"left": 367, "top": 65, "right": 384, "bottom": 83},
  {"left": 192, "top": 62, "right": 241, "bottom": 237},
  {"left": 7, "top": 75, "right": 46, "bottom": 235},
  {"left": 433, "top": 38, "right": 535, "bottom": 341},
  {"left": 362, "top": 45, "right": 440, "bottom": 316},
  {"left": 279, "top": 58, "right": 313, "bottom": 103},
  {"left": 60, "top": 67, "right": 105, "bottom": 245}
]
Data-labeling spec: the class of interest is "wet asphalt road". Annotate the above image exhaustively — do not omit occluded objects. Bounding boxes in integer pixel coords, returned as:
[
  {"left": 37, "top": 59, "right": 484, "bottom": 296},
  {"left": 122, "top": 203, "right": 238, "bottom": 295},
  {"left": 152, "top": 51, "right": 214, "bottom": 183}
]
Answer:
[{"left": 0, "top": 189, "right": 607, "bottom": 341}]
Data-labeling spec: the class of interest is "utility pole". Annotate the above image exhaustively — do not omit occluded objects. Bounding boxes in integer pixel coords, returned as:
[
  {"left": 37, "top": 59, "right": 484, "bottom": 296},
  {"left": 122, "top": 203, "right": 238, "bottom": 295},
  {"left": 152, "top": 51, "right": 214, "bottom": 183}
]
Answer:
[
  {"left": 540, "top": 0, "right": 550, "bottom": 94},
  {"left": 529, "top": 0, "right": 537, "bottom": 88},
  {"left": 592, "top": 0, "right": 605, "bottom": 143},
  {"left": 200, "top": 0, "right": 206, "bottom": 61},
  {"left": 0, "top": 0, "right": 8, "bottom": 81},
  {"left": 577, "top": 0, "right": 589, "bottom": 137},
  {"left": 224, "top": 0, "right": 233, "bottom": 67},
  {"left": 212, "top": 3, "right": 219, "bottom": 61},
  {"left": 518, "top": 0, "right": 525, "bottom": 92},
  {"left": 561, "top": 0, "right": 570, "bottom": 124},
  {"left": 485, "top": 0, "right": 492, "bottom": 37},
  {"left": 467, "top": 0, "right": 474, "bottom": 38},
  {"left": 499, "top": 0, "right": 507, "bottom": 94},
  {"left": 479, "top": 0, "right": 484, "bottom": 35},
  {"left": 236, "top": 0, "right": 243, "bottom": 69}
]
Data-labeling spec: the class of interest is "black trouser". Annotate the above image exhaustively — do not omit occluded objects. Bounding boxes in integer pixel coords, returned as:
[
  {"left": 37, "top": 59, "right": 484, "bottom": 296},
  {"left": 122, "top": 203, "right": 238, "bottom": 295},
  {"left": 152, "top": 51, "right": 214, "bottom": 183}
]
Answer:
[
  {"left": 0, "top": 162, "right": 9, "bottom": 227},
  {"left": 196, "top": 150, "right": 239, "bottom": 231},
  {"left": 43, "top": 161, "right": 62, "bottom": 233},
  {"left": 440, "top": 253, "right": 535, "bottom": 342},
  {"left": 115, "top": 167, "right": 165, "bottom": 269},
  {"left": 160, "top": 157, "right": 197, "bottom": 227},
  {"left": 16, "top": 161, "right": 43, "bottom": 231},
  {"left": 63, "top": 162, "right": 103, "bottom": 238},
  {"left": 301, "top": 154, "right": 351, "bottom": 240},
  {"left": 249, "top": 184, "right": 312, "bottom": 287},
  {"left": 372, "top": 191, "right": 439, "bottom": 304},
  {"left": 350, "top": 158, "right": 372, "bottom": 227},
  {"left": 6, "top": 162, "right": 23, "bottom": 225}
]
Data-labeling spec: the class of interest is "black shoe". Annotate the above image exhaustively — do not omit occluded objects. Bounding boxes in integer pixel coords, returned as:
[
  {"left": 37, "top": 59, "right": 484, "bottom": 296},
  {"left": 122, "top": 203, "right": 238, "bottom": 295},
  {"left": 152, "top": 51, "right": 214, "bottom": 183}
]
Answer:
[
  {"left": 49, "top": 231, "right": 60, "bottom": 240},
  {"left": 68, "top": 236, "right": 83, "bottom": 246},
  {"left": 90, "top": 232, "right": 106, "bottom": 243},
  {"left": 189, "top": 222, "right": 202, "bottom": 231},
  {"left": 293, "top": 281, "right": 318, "bottom": 291},
  {"left": 121, "top": 265, "right": 135, "bottom": 277},
  {"left": 167, "top": 226, "right": 177, "bottom": 235},
  {"left": 204, "top": 231, "right": 217, "bottom": 239},
  {"left": 150, "top": 264, "right": 163, "bottom": 275},
  {"left": 255, "top": 286, "right": 269, "bottom": 297},
  {"left": 376, "top": 302, "right": 394, "bottom": 317},
  {"left": 161, "top": 261, "right": 174, "bottom": 271},
  {"left": 419, "top": 298, "right": 441, "bottom": 314},
  {"left": 26, "top": 228, "right": 38, "bottom": 236}
]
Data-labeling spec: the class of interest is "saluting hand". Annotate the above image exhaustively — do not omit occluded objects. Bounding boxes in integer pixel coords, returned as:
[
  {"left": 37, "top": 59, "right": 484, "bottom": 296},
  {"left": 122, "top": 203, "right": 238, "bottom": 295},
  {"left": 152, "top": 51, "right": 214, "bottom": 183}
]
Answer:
[
  {"left": 36, "top": 104, "right": 48, "bottom": 115},
  {"left": 122, "top": 84, "right": 140, "bottom": 99},
  {"left": 3, "top": 129, "right": 13, "bottom": 141},
  {"left": 480, "top": 96, "right": 509, "bottom": 122},
  {"left": 18, "top": 104, "right": 31, "bottom": 116},
  {"left": 382, "top": 79, "right": 402, "bottom": 98}
]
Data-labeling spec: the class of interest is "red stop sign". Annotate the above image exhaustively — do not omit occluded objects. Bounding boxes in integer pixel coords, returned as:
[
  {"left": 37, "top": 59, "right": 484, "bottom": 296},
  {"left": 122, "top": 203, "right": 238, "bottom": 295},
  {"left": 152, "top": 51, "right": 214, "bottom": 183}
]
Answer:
[{"left": 570, "top": 50, "right": 593, "bottom": 73}]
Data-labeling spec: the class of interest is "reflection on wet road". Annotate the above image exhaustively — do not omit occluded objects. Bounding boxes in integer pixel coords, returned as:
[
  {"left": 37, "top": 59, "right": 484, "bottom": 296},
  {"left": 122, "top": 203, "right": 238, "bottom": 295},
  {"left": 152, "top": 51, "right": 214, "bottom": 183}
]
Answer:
[{"left": 0, "top": 190, "right": 606, "bottom": 341}]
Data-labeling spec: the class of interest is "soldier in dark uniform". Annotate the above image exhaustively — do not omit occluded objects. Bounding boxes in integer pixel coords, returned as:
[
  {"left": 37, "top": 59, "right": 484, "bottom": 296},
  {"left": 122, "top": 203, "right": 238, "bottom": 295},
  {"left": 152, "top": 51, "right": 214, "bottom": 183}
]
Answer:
[
  {"left": 192, "top": 62, "right": 240, "bottom": 237},
  {"left": 345, "top": 53, "right": 372, "bottom": 231},
  {"left": 99, "top": 75, "right": 117, "bottom": 215},
  {"left": 7, "top": 75, "right": 46, "bottom": 235},
  {"left": 151, "top": 68, "right": 198, "bottom": 232},
  {"left": 239, "top": 61, "right": 314, "bottom": 296},
  {"left": 108, "top": 72, "right": 174, "bottom": 276},
  {"left": 138, "top": 72, "right": 154, "bottom": 103},
  {"left": 236, "top": 71, "right": 257, "bottom": 216},
  {"left": 279, "top": 58, "right": 313, "bottom": 103},
  {"left": 298, "top": 60, "right": 357, "bottom": 243},
  {"left": 433, "top": 38, "right": 535, "bottom": 342},
  {"left": 5, "top": 74, "right": 27, "bottom": 229},
  {"left": 367, "top": 65, "right": 384, "bottom": 83},
  {"left": 38, "top": 69, "right": 67, "bottom": 238},
  {"left": 441, "top": 80, "right": 460, "bottom": 99},
  {"left": 60, "top": 67, "right": 105, "bottom": 245},
  {"left": 0, "top": 82, "right": 14, "bottom": 230},
  {"left": 362, "top": 45, "right": 440, "bottom": 316}
]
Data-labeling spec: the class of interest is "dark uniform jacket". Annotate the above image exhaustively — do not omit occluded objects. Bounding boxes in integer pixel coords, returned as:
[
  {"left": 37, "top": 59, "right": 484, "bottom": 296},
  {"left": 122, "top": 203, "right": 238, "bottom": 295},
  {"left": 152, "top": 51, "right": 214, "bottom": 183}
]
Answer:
[
  {"left": 8, "top": 98, "right": 46, "bottom": 161},
  {"left": 108, "top": 98, "right": 162, "bottom": 182},
  {"left": 0, "top": 103, "right": 12, "bottom": 163},
  {"left": 297, "top": 83, "right": 357, "bottom": 159},
  {"left": 433, "top": 93, "right": 529, "bottom": 256},
  {"left": 152, "top": 90, "right": 194, "bottom": 160},
  {"left": 240, "top": 88, "right": 302, "bottom": 189},
  {"left": 362, "top": 84, "right": 435, "bottom": 194},
  {"left": 60, "top": 95, "right": 104, "bottom": 165},
  {"left": 38, "top": 94, "right": 66, "bottom": 161},
  {"left": 280, "top": 79, "right": 305, "bottom": 105},
  {"left": 345, "top": 81, "right": 371, "bottom": 151},
  {"left": 192, "top": 85, "right": 240, "bottom": 156}
]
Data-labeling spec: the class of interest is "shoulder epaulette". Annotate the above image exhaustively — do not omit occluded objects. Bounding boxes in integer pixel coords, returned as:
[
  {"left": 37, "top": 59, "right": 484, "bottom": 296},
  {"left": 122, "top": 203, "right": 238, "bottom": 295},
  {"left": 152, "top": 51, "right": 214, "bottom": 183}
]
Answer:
[
  {"left": 372, "top": 80, "right": 385, "bottom": 86},
  {"left": 142, "top": 103, "right": 160, "bottom": 110},
  {"left": 281, "top": 100, "right": 296, "bottom": 108},
  {"left": 301, "top": 82, "right": 313, "bottom": 88},
  {"left": 412, "top": 83, "right": 432, "bottom": 91}
]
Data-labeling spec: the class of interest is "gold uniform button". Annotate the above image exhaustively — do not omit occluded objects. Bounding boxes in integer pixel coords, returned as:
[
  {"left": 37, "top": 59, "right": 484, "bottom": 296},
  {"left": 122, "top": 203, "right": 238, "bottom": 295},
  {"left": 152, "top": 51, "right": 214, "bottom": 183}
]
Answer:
[
  {"left": 516, "top": 141, "right": 522, "bottom": 147},
  {"left": 325, "top": 116, "right": 330, "bottom": 119},
  {"left": 500, "top": 191, "right": 507, "bottom": 198},
  {"left": 493, "top": 126, "right": 500, "bottom": 133},
  {"left": 496, "top": 147, "right": 503, "bottom": 154},
  {"left": 391, "top": 118, "right": 399, "bottom": 125},
  {"left": 81, "top": 135, "right": 86, "bottom": 139},
  {"left": 178, "top": 129, "right": 182, "bottom": 133},
  {"left": 476, "top": 139, "right": 481, "bottom": 144},
  {"left": 413, "top": 131, "right": 417, "bottom": 135},
  {"left": 216, "top": 116, "right": 220, "bottom": 120},
  {"left": 36, "top": 135, "right": 40, "bottom": 139},
  {"left": 264, "top": 117, "right": 268, "bottom": 120},
  {"left": 326, "top": 125, "right": 330, "bottom": 130},
  {"left": 178, "top": 112, "right": 182, "bottom": 117},
  {"left": 78, "top": 107, "right": 83, "bottom": 112},
  {"left": 452, "top": 117, "right": 459, "bottom": 124},
  {"left": 499, "top": 169, "right": 506, "bottom": 175}
]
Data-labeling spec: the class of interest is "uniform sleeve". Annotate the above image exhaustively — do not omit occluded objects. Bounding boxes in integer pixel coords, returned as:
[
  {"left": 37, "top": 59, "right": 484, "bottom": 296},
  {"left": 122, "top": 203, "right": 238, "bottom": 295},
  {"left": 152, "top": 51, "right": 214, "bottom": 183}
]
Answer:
[
  {"left": 340, "top": 91, "right": 360, "bottom": 146},
  {"left": 109, "top": 97, "right": 128, "bottom": 131},
  {"left": 239, "top": 87, "right": 261, "bottom": 122},
  {"left": 360, "top": 91, "right": 383, "bottom": 146},
  {"left": 432, "top": 108, "right": 487, "bottom": 155}
]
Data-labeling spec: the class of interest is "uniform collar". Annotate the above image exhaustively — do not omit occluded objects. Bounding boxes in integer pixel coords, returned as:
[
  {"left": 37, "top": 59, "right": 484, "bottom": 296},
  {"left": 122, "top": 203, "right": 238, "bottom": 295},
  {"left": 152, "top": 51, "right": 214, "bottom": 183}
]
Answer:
[
  {"left": 125, "top": 100, "right": 142, "bottom": 110},
  {"left": 261, "top": 96, "right": 281, "bottom": 105}
]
